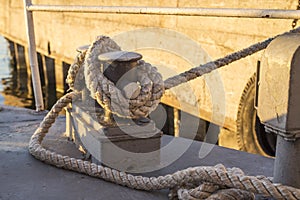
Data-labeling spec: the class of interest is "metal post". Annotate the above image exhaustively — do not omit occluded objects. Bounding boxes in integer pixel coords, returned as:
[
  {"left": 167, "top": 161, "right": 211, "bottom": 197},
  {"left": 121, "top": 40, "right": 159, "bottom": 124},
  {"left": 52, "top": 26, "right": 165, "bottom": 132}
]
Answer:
[
  {"left": 257, "top": 33, "right": 300, "bottom": 188},
  {"left": 273, "top": 136, "right": 300, "bottom": 188},
  {"left": 23, "top": 0, "right": 44, "bottom": 111}
]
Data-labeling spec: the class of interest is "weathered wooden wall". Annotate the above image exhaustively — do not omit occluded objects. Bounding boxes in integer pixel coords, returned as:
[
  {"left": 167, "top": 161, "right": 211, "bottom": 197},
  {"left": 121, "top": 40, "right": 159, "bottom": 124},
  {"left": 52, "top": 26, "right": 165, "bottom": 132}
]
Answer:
[{"left": 0, "top": 0, "right": 297, "bottom": 131}]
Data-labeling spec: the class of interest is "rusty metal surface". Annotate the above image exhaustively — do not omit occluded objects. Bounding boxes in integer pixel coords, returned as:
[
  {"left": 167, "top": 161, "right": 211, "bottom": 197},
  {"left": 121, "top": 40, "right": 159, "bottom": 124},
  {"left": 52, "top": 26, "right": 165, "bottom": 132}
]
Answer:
[{"left": 98, "top": 51, "right": 142, "bottom": 62}]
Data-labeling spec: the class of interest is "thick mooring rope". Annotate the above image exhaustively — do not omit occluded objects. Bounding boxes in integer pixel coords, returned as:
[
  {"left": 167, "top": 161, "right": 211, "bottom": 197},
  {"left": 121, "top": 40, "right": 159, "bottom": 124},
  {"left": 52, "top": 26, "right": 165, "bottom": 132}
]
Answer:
[
  {"left": 35, "top": 28, "right": 300, "bottom": 199},
  {"left": 66, "top": 49, "right": 86, "bottom": 91},
  {"left": 68, "top": 36, "right": 164, "bottom": 119},
  {"left": 164, "top": 26, "right": 300, "bottom": 89},
  {"left": 29, "top": 92, "right": 300, "bottom": 199}
]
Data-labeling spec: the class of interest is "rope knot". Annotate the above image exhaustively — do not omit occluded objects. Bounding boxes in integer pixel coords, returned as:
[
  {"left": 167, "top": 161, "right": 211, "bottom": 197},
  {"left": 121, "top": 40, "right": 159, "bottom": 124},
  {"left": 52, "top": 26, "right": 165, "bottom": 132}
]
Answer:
[{"left": 67, "top": 36, "right": 164, "bottom": 119}]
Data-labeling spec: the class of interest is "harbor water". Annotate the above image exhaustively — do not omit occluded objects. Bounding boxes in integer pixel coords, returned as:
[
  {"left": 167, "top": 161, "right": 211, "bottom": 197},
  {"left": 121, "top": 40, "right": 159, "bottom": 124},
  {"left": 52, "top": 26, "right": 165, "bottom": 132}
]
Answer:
[
  {"left": 0, "top": 36, "right": 14, "bottom": 106},
  {"left": 0, "top": 35, "right": 60, "bottom": 110}
]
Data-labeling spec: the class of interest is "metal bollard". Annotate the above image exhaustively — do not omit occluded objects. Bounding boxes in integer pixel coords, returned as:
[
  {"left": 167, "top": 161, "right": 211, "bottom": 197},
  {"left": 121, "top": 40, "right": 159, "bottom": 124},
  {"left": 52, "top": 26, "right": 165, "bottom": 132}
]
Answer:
[
  {"left": 98, "top": 51, "right": 142, "bottom": 124},
  {"left": 256, "top": 33, "right": 300, "bottom": 188}
]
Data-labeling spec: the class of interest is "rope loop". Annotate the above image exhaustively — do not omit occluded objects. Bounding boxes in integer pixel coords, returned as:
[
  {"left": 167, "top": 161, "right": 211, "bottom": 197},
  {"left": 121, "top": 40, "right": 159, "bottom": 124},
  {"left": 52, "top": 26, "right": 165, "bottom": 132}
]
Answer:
[{"left": 67, "top": 35, "right": 164, "bottom": 119}]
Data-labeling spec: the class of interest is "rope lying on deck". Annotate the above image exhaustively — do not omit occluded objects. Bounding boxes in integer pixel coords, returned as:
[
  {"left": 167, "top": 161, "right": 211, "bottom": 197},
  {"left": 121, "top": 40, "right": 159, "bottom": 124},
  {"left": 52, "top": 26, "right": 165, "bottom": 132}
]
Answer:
[
  {"left": 29, "top": 92, "right": 300, "bottom": 200},
  {"left": 31, "top": 27, "right": 300, "bottom": 199}
]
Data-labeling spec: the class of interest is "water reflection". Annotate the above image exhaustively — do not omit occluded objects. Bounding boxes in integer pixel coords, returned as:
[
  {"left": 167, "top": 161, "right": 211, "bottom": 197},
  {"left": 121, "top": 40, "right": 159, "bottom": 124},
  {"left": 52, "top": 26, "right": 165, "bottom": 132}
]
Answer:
[
  {"left": 1, "top": 38, "right": 34, "bottom": 109},
  {"left": 0, "top": 36, "right": 61, "bottom": 110}
]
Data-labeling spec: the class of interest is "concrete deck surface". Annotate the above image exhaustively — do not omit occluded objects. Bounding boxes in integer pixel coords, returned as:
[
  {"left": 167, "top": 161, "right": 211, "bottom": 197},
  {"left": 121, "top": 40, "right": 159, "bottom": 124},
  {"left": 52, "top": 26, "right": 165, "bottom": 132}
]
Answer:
[{"left": 0, "top": 105, "right": 275, "bottom": 200}]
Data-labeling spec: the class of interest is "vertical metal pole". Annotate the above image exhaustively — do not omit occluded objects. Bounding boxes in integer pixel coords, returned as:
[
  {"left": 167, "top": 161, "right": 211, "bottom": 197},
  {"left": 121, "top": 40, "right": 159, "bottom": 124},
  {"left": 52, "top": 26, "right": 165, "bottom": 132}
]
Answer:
[
  {"left": 273, "top": 136, "right": 300, "bottom": 188},
  {"left": 23, "top": 0, "right": 44, "bottom": 111}
]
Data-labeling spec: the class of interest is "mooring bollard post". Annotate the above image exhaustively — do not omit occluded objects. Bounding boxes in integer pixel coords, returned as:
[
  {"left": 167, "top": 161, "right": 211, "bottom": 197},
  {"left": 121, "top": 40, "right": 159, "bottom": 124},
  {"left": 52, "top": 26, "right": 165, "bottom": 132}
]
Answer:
[
  {"left": 67, "top": 43, "right": 163, "bottom": 172},
  {"left": 98, "top": 51, "right": 142, "bottom": 125},
  {"left": 257, "top": 33, "right": 300, "bottom": 188}
]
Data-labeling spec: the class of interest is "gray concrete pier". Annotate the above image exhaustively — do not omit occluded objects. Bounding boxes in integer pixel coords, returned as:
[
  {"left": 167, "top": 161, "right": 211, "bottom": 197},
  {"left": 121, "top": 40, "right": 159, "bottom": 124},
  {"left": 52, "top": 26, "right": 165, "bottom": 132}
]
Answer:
[{"left": 0, "top": 105, "right": 275, "bottom": 199}]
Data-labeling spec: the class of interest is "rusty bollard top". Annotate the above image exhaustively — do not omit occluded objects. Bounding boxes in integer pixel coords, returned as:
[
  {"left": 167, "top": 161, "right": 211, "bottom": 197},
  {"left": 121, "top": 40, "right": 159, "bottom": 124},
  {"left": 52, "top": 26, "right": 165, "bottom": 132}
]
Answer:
[
  {"left": 99, "top": 51, "right": 143, "bottom": 100},
  {"left": 98, "top": 51, "right": 142, "bottom": 63},
  {"left": 98, "top": 51, "right": 142, "bottom": 85}
]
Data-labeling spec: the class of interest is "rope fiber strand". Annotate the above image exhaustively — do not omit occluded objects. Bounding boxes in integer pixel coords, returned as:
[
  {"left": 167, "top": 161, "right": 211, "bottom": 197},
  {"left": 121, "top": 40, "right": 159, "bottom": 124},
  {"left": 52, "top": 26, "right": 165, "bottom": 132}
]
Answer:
[
  {"left": 164, "top": 26, "right": 300, "bottom": 89},
  {"left": 30, "top": 27, "right": 300, "bottom": 199},
  {"left": 68, "top": 35, "right": 164, "bottom": 119}
]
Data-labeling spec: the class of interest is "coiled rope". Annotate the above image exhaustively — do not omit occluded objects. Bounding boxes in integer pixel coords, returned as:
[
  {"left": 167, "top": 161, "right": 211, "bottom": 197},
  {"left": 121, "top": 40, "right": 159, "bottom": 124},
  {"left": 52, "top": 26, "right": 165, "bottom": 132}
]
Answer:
[
  {"left": 29, "top": 92, "right": 300, "bottom": 199},
  {"left": 31, "top": 27, "right": 300, "bottom": 199},
  {"left": 68, "top": 36, "right": 164, "bottom": 119}
]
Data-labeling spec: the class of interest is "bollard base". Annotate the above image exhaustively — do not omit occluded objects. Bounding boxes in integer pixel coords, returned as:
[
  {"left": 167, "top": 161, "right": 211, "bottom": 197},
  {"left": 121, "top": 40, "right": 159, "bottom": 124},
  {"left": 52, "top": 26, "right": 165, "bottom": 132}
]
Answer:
[
  {"left": 66, "top": 104, "right": 162, "bottom": 173},
  {"left": 273, "top": 135, "right": 300, "bottom": 188}
]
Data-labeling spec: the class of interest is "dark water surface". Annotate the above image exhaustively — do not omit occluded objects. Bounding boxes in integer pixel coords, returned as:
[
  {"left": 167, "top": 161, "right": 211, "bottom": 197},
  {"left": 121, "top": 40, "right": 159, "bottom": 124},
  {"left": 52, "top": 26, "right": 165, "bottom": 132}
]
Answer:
[
  {"left": 0, "top": 37, "right": 10, "bottom": 102},
  {"left": 0, "top": 36, "right": 60, "bottom": 110}
]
